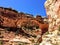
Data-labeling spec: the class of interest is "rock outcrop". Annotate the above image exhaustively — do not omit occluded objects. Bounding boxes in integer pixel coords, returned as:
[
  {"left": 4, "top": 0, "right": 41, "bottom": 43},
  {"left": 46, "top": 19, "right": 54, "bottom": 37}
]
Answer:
[
  {"left": 0, "top": 7, "right": 48, "bottom": 45},
  {"left": 0, "top": 7, "right": 48, "bottom": 34},
  {"left": 39, "top": 0, "right": 60, "bottom": 45},
  {"left": 45, "top": 0, "right": 60, "bottom": 32},
  {"left": 0, "top": 7, "right": 18, "bottom": 27}
]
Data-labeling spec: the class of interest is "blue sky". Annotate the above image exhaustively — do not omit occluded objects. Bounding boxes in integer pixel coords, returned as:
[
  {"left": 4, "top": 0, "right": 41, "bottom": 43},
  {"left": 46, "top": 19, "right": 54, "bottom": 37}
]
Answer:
[{"left": 0, "top": 0, "right": 46, "bottom": 16}]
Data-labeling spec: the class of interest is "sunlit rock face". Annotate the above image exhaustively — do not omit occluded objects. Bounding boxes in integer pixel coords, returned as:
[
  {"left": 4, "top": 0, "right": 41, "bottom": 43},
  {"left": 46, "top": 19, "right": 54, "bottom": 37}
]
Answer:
[
  {"left": 0, "top": 7, "right": 49, "bottom": 45},
  {"left": 45, "top": 0, "right": 60, "bottom": 32},
  {"left": 39, "top": 0, "right": 60, "bottom": 45},
  {"left": 39, "top": 30, "right": 60, "bottom": 45}
]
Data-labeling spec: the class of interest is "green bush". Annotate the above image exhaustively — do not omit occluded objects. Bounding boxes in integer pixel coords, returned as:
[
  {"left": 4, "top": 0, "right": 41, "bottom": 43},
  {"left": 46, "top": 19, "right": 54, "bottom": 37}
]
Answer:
[
  {"left": 45, "top": 31, "right": 49, "bottom": 35},
  {"left": 0, "top": 41, "right": 3, "bottom": 45},
  {"left": 59, "top": 26, "right": 60, "bottom": 31}
]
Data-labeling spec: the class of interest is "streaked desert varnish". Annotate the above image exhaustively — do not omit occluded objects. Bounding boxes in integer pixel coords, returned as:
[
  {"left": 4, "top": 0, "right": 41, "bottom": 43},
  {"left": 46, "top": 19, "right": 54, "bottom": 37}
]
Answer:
[{"left": 45, "top": 0, "right": 60, "bottom": 33}]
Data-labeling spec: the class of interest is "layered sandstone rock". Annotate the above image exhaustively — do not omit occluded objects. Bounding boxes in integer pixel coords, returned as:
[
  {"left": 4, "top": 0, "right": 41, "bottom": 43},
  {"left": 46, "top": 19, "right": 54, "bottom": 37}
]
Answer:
[
  {"left": 0, "top": 7, "right": 18, "bottom": 27},
  {"left": 39, "top": 0, "right": 60, "bottom": 45},
  {"left": 40, "top": 30, "right": 60, "bottom": 45},
  {"left": 0, "top": 7, "right": 48, "bottom": 45},
  {"left": 0, "top": 7, "right": 48, "bottom": 34},
  {"left": 45, "top": 0, "right": 60, "bottom": 32}
]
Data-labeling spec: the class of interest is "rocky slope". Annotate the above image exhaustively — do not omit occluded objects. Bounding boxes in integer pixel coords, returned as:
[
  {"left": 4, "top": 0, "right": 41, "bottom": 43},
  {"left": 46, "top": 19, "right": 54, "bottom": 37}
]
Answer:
[{"left": 0, "top": 7, "right": 48, "bottom": 45}]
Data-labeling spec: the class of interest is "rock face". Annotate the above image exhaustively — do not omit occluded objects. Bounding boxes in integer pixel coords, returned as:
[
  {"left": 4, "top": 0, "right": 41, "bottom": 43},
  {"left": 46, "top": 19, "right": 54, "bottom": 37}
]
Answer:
[
  {"left": 45, "top": 0, "right": 60, "bottom": 32},
  {"left": 0, "top": 7, "right": 18, "bottom": 27},
  {"left": 0, "top": 7, "right": 48, "bottom": 45},
  {"left": 39, "top": 0, "right": 60, "bottom": 45},
  {"left": 39, "top": 30, "right": 60, "bottom": 45},
  {"left": 0, "top": 7, "right": 48, "bottom": 34}
]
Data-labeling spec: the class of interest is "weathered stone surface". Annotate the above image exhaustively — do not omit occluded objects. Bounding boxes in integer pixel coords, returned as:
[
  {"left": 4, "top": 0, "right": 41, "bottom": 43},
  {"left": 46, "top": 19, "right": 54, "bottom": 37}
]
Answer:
[
  {"left": 0, "top": 7, "right": 48, "bottom": 34},
  {"left": 0, "top": 7, "right": 49, "bottom": 45},
  {"left": 45, "top": 0, "right": 60, "bottom": 32},
  {"left": 40, "top": 0, "right": 60, "bottom": 45},
  {"left": 0, "top": 7, "right": 18, "bottom": 27},
  {"left": 39, "top": 30, "right": 60, "bottom": 45}
]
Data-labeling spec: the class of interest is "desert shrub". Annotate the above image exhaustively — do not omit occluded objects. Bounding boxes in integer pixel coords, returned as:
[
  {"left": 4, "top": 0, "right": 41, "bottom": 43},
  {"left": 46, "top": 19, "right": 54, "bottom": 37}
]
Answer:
[
  {"left": 22, "top": 25, "right": 39, "bottom": 31},
  {"left": 59, "top": 26, "right": 60, "bottom": 31},
  {"left": 15, "top": 29, "right": 20, "bottom": 35},
  {"left": 18, "top": 42, "right": 28, "bottom": 45},
  {"left": 4, "top": 28, "right": 10, "bottom": 31},
  {"left": 45, "top": 31, "right": 49, "bottom": 35},
  {"left": 0, "top": 41, "right": 3, "bottom": 45}
]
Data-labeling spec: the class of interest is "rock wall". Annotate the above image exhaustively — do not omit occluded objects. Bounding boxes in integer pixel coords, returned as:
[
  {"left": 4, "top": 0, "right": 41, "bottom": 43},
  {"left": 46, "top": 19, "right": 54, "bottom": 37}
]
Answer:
[
  {"left": 45, "top": 0, "right": 60, "bottom": 32},
  {"left": 0, "top": 7, "right": 48, "bottom": 34},
  {"left": 39, "top": 1, "right": 60, "bottom": 45},
  {"left": 0, "top": 7, "right": 49, "bottom": 45}
]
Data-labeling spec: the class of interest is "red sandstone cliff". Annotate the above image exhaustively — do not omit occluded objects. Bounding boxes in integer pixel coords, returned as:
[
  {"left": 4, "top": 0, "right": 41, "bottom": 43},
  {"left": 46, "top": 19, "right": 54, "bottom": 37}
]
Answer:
[
  {"left": 0, "top": 7, "right": 48, "bottom": 34},
  {"left": 0, "top": 7, "right": 48, "bottom": 45}
]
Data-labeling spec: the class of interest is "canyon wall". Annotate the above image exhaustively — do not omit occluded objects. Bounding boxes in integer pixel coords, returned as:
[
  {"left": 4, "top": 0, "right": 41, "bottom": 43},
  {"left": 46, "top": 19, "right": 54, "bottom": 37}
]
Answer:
[
  {"left": 39, "top": 1, "right": 60, "bottom": 45},
  {"left": 45, "top": 0, "right": 60, "bottom": 33},
  {"left": 0, "top": 7, "right": 49, "bottom": 45}
]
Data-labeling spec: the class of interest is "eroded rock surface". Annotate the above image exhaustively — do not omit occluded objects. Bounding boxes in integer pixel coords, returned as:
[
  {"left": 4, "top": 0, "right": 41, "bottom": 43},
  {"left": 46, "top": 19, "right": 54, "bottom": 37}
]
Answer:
[
  {"left": 39, "top": 0, "right": 60, "bottom": 45},
  {"left": 0, "top": 7, "right": 48, "bottom": 45},
  {"left": 45, "top": 0, "right": 60, "bottom": 32}
]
